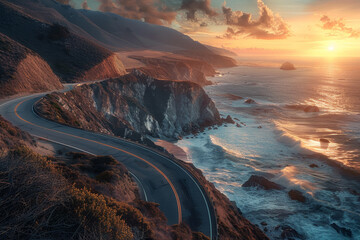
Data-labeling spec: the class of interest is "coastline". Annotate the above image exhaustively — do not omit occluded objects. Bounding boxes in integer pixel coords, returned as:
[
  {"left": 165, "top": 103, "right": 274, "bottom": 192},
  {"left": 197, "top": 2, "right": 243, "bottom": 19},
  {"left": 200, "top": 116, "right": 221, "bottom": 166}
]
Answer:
[{"left": 166, "top": 62, "right": 360, "bottom": 239}]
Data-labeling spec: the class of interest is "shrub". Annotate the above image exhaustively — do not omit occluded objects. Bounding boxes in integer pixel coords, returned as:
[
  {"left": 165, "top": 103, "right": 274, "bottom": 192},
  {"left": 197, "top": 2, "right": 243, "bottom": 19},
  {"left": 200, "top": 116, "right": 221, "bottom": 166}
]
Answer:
[
  {"left": 96, "top": 170, "right": 116, "bottom": 183},
  {"left": 70, "top": 187, "right": 133, "bottom": 240}
]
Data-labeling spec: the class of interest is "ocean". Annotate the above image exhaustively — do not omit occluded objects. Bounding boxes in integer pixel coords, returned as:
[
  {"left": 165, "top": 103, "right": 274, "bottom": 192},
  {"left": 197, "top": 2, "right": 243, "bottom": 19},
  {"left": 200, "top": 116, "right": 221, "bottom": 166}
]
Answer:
[{"left": 175, "top": 57, "right": 360, "bottom": 239}]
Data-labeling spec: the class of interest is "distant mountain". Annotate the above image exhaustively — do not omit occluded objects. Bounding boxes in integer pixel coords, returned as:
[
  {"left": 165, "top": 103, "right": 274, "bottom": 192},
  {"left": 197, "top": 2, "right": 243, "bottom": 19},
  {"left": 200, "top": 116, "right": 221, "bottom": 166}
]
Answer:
[
  {"left": 0, "top": 0, "right": 126, "bottom": 83},
  {"left": 205, "top": 45, "right": 238, "bottom": 58},
  {"left": 4, "top": 0, "right": 236, "bottom": 67}
]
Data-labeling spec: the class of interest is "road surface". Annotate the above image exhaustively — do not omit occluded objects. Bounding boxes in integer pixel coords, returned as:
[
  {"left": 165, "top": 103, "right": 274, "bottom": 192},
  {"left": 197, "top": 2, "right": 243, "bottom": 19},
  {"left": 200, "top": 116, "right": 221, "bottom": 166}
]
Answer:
[{"left": 0, "top": 93, "right": 217, "bottom": 239}]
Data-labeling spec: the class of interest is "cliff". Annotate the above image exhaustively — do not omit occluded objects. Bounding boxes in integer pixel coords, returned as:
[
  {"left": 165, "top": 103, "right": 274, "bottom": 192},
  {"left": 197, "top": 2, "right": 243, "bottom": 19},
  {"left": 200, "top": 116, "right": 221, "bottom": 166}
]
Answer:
[
  {"left": 0, "top": 33, "right": 63, "bottom": 97},
  {"left": 35, "top": 72, "right": 221, "bottom": 140},
  {"left": 128, "top": 55, "right": 215, "bottom": 86},
  {"left": 181, "top": 161, "right": 269, "bottom": 240},
  {"left": 0, "top": 1, "right": 126, "bottom": 83},
  {"left": 0, "top": 116, "right": 209, "bottom": 239}
]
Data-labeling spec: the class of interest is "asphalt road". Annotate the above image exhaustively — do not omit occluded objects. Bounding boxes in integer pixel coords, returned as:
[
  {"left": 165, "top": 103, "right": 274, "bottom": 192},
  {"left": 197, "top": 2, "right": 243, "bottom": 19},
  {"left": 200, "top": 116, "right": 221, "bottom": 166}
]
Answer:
[{"left": 0, "top": 93, "right": 217, "bottom": 239}]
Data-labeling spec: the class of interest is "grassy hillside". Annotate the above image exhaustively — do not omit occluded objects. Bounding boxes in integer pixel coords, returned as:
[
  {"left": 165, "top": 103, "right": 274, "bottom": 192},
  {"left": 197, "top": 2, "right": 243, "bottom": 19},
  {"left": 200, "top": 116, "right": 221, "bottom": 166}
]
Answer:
[
  {"left": 0, "top": 0, "right": 125, "bottom": 83},
  {"left": 0, "top": 33, "right": 63, "bottom": 97}
]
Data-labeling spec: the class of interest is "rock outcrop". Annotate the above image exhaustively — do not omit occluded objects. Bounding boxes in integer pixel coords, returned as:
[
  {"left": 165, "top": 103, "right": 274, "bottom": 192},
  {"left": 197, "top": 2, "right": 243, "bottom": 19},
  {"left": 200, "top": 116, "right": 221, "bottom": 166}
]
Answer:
[
  {"left": 288, "top": 190, "right": 306, "bottom": 203},
  {"left": 0, "top": 33, "right": 63, "bottom": 97},
  {"left": 280, "top": 62, "right": 296, "bottom": 70},
  {"left": 330, "top": 223, "right": 352, "bottom": 237},
  {"left": 242, "top": 175, "right": 284, "bottom": 190},
  {"left": 179, "top": 162, "right": 269, "bottom": 240},
  {"left": 129, "top": 55, "right": 215, "bottom": 86},
  {"left": 35, "top": 72, "right": 221, "bottom": 140}
]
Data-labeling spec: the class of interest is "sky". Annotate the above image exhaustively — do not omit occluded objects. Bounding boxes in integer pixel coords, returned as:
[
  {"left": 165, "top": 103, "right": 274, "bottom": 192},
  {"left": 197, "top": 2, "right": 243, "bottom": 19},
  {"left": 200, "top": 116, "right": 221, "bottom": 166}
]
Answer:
[{"left": 68, "top": 0, "right": 360, "bottom": 57}]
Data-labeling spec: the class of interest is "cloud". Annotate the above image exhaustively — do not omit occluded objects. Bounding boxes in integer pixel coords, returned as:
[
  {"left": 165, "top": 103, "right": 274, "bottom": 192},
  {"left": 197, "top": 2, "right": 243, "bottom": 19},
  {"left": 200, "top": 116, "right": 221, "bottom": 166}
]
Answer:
[
  {"left": 97, "top": 0, "right": 177, "bottom": 25},
  {"left": 179, "top": 0, "right": 218, "bottom": 21},
  {"left": 82, "top": 0, "right": 91, "bottom": 10},
  {"left": 310, "top": 0, "right": 360, "bottom": 12},
  {"left": 219, "top": 0, "right": 290, "bottom": 40},
  {"left": 320, "top": 15, "right": 359, "bottom": 38},
  {"left": 55, "top": 0, "right": 74, "bottom": 5}
]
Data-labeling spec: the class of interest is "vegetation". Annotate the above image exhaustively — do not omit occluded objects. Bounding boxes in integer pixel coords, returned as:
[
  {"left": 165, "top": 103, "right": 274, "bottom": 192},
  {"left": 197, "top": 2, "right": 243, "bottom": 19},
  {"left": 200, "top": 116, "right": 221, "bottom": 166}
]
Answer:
[
  {"left": 47, "top": 24, "right": 70, "bottom": 41},
  {"left": 0, "top": 116, "right": 209, "bottom": 239}
]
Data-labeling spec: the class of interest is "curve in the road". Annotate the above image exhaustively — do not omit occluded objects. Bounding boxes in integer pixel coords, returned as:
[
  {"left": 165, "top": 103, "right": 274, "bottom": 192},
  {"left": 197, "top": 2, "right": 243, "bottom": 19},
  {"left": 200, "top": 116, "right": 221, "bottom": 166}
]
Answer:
[
  {"left": 0, "top": 95, "right": 218, "bottom": 239},
  {"left": 15, "top": 99, "right": 183, "bottom": 224}
]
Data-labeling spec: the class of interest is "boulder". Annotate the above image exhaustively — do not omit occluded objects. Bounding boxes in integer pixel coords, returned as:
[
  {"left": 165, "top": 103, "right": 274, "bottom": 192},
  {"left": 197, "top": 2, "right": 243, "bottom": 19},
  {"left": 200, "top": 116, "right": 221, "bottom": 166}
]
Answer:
[
  {"left": 280, "top": 62, "right": 296, "bottom": 70},
  {"left": 330, "top": 223, "right": 352, "bottom": 237},
  {"left": 320, "top": 138, "right": 330, "bottom": 143},
  {"left": 222, "top": 115, "right": 235, "bottom": 124},
  {"left": 242, "top": 175, "right": 284, "bottom": 190},
  {"left": 309, "top": 163, "right": 319, "bottom": 168},
  {"left": 288, "top": 190, "right": 306, "bottom": 203},
  {"left": 245, "top": 99, "right": 256, "bottom": 104},
  {"left": 304, "top": 105, "right": 320, "bottom": 112},
  {"left": 280, "top": 225, "right": 304, "bottom": 240}
]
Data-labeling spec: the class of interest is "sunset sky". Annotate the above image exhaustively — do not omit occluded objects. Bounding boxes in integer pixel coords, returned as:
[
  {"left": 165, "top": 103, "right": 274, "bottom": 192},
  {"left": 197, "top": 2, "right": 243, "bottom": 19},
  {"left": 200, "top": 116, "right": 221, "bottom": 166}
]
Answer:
[{"left": 70, "top": 0, "right": 360, "bottom": 57}]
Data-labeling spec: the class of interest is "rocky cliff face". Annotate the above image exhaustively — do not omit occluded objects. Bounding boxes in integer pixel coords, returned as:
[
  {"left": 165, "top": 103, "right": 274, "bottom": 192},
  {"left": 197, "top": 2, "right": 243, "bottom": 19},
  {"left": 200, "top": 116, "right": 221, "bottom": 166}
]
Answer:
[
  {"left": 0, "top": 33, "right": 63, "bottom": 97},
  {"left": 36, "top": 72, "right": 221, "bottom": 140},
  {"left": 129, "top": 55, "right": 216, "bottom": 86}
]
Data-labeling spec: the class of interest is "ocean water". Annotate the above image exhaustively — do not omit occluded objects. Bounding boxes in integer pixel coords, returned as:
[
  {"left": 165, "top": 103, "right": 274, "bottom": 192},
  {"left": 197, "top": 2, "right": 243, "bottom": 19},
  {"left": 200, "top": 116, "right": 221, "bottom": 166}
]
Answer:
[{"left": 175, "top": 57, "right": 360, "bottom": 239}]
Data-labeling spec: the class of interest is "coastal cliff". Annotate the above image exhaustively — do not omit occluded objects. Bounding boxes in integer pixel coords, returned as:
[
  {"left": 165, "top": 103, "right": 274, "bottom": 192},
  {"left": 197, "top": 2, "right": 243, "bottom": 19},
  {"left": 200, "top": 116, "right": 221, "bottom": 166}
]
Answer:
[
  {"left": 129, "top": 55, "right": 216, "bottom": 86},
  {"left": 35, "top": 72, "right": 221, "bottom": 140},
  {"left": 0, "top": 33, "right": 63, "bottom": 97}
]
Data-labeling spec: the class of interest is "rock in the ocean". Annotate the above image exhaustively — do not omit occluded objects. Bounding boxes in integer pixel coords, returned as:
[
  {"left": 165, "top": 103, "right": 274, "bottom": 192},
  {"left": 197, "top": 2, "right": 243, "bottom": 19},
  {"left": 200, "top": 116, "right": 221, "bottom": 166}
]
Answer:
[
  {"left": 223, "top": 115, "right": 235, "bottom": 124},
  {"left": 280, "top": 62, "right": 296, "bottom": 70},
  {"left": 320, "top": 138, "right": 330, "bottom": 143},
  {"left": 309, "top": 163, "right": 319, "bottom": 168},
  {"left": 280, "top": 225, "right": 304, "bottom": 240},
  {"left": 304, "top": 105, "right": 320, "bottom": 112},
  {"left": 245, "top": 98, "right": 256, "bottom": 104},
  {"left": 288, "top": 190, "right": 306, "bottom": 203},
  {"left": 320, "top": 138, "right": 330, "bottom": 149},
  {"left": 242, "top": 175, "right": 284, "bottom": 190},
  {"left": 330, "top": 223, "right": 352, "bottom": 237}
]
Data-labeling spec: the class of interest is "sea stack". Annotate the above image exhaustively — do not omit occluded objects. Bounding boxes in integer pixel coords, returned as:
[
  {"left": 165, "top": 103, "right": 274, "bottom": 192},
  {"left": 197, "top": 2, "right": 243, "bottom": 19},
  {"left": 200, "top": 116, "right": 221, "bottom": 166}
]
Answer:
[{"left": 280, "top": 62, "right": 296, "bottom": 70}]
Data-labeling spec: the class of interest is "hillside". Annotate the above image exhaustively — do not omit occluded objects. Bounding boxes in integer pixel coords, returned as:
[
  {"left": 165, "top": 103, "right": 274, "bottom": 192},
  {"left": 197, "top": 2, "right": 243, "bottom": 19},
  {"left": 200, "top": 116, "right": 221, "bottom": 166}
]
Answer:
[
  {"left": 4, "top": 0, "right": 236, "bottom": 68},
  {"left": 0, "top": 0, "right": 126, "bottom": 83},
  {"left": 0, "top": 115, "right": 213, "bottom": 239},
  {"left": 0, "top": 33, "right": 62, "bottom": 98}
]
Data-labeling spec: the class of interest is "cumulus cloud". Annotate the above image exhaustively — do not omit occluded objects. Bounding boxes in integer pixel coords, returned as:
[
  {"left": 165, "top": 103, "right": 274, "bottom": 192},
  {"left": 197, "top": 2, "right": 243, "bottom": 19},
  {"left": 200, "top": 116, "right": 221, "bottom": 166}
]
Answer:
[
  {"left": 97, "top": 0, "right": 177, "bottom": 25},
  {"left": 219, "top": 0, "right": 290, "bottom": 40},
  {"left": 179, "top": 0, "right": 218, "bottom": 21},
  {"left": 320, "top": 15, "right": 359, "bottom": 38},
  {"left": 82, "top": 0, "right": 91, "bottom": 10}
]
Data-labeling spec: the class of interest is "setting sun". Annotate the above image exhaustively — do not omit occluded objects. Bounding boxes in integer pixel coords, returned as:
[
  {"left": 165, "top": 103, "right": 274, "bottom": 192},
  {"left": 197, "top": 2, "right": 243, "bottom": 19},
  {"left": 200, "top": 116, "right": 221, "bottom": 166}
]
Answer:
[{"left": 328, "top": 45, "right": 335, "bottom": 51}]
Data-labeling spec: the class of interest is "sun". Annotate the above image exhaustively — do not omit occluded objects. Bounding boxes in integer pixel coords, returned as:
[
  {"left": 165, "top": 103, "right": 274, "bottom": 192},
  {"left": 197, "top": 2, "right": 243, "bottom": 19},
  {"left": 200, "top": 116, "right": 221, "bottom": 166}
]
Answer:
[{"left": 328, "top": 45, "right": 335, "bottom": 52}]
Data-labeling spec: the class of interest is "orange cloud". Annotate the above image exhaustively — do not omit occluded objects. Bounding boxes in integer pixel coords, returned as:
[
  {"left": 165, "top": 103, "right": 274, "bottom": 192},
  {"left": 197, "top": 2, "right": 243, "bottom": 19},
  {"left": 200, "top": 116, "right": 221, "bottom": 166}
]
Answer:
[
  {"left": 219, "top": 0, "right": 290, "bottom": 40},
  {"left": 180, "top": 0, "right": 218, "bottom": 21},
  {"left": 320, "top": 15, "right": 359, "bottom": 38},
  {"left": 98, "top": 0, "right": 177, "bottom": 25}
]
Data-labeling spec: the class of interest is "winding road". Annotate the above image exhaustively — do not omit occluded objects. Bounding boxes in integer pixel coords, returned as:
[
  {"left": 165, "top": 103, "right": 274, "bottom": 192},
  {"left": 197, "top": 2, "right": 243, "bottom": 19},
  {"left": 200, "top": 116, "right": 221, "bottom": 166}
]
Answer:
[{"left": 0, "top": 91, "right": 217, "bottom": 239}]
